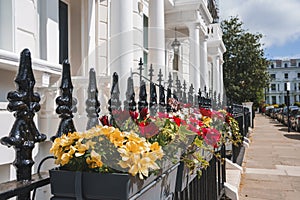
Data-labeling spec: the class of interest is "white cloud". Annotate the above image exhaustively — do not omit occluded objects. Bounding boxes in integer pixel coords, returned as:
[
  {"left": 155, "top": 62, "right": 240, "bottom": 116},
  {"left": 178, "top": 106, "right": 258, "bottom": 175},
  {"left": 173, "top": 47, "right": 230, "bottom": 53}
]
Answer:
[{"left": 219, "top": 0, "right": 300, "bottom": 48}]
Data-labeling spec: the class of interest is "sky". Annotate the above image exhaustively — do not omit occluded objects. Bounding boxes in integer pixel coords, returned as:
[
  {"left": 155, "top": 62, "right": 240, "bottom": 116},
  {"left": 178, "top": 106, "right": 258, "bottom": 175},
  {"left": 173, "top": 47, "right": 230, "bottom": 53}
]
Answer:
[{"left": 219, "top": 0, "right": 300, "bottom": 59}]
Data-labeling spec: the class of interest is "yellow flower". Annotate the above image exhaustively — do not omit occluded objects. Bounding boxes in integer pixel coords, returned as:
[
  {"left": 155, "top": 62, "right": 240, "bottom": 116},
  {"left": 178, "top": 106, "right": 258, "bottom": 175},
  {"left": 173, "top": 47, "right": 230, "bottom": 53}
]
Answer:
[
  {"left": 86, "top": 150, "right": 103, "bottom": 168},
  {"left": 149, "top": 142, "right": 164, "bottom": 159},
  {"left": 60, "top": 152, "right": 73, "bottom": 166},
  {"left": 74, "top": 139, "right": 88, "bottom": 157},
  {"left": 202, "top": 116, "right": 212, "bottom": 127},
  {"left": 100, "top": 126, "right": 116, "bottom": 136},
  {"left": 85, "top": 139, "right": 96, "bottom": 149},
  {"left": 126, "top": 154, "right": 160, "bottom": 179},
  {"left": 127, "top": 131, "right": 146, "bottom": 142},
  {"left": 118, "top": 139, "right": 163, "bottom": 179},
  {"left": 107, "top": 129, "right": 125, "bottom": 147}
]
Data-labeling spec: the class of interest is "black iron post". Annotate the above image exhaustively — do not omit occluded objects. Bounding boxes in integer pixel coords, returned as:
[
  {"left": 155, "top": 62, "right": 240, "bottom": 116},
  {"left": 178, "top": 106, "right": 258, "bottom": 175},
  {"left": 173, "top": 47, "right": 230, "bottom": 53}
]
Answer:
[
  {"left": 287, "top": 90, "right": 290, "bottom": 132},
  {"left": 108, "top": 72, "right": 122, "bottom": 112},
  {"left": 86, "top": 68, "right": 100, "bottom": 130},
  {"left": 166, "top": 73, "right": 173, "bottom": 112},
  {"left": 188, "top": 84, "right": 194, "bottom": 105},
  {"left": 0, "top": 49, "right": 46, "bottom": 200},
  {"left": 286, "top": 82, "right": 291, "bottom": 132},
  {"left": 149, "top": 64, "right": 157, "bottom": 116},
  {"left": 124, "top": 76, "right": 136, "bottom": 112},
  {"left": 52, "top": 60, "right": 77, "bottom": 141},
  {"left": 158, "top": 69, "right": 166, "bottom": 112}
]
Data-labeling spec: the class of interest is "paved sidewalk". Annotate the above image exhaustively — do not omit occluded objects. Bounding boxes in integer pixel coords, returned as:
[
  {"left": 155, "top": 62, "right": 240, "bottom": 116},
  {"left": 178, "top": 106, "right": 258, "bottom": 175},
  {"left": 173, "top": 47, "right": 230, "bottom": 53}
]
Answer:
[{"left": 239, "top": 114, "right": 300, "bottom": 200}]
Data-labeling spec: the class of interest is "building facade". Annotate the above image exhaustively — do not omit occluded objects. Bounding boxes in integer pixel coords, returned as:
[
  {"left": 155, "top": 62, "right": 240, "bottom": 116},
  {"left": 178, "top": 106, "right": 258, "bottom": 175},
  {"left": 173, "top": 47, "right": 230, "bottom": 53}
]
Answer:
[
  {"left": 0, "top": 0, "right": 225, "bottom": 197},
  {"left": 266, "top": 59, "right": 300, "bottom": 105}
]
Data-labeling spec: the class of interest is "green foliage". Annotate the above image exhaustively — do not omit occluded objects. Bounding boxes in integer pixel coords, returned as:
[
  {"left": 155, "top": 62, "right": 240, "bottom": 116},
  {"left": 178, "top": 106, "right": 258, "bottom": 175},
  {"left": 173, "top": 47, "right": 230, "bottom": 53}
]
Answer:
[
  {"left": 221, "top": 16, "right": 270, "bottom": 105},
  {"left": 279, "top": 103, "right": 286, "bottom": 108},
  {"left": 294, "top": 102, "right": 300, "bottom": 107}
]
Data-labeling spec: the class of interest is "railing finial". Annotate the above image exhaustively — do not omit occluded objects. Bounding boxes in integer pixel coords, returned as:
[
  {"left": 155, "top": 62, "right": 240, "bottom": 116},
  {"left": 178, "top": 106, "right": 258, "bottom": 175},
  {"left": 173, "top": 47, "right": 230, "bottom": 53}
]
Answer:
[
  {"left": 182, "top": 80, "right": 187, "bottom": 103},
  {"left": 1, "top": 48, "right": 46, "bottom": 188},
  {"left": 52, "top": 60, "right": 77, "bottom": 141},
  {"left": 188, "top": 84, "right": 194, "bottom": 105},
  {"left": 138, "top": 58, "right": 144, "bottom": 84},
  {"left": 86, "top": 68, "right": 100, "bottom": 130},
  {"left": 124, "top": 76, "right": 136, "bottom": 112},
  {"left": 149, "top": 64, "right": 154, "bottom": 82}
]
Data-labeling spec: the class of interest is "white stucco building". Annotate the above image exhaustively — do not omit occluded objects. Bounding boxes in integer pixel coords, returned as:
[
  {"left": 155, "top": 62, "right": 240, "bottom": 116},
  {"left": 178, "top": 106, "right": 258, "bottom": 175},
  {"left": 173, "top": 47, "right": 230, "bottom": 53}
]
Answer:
[
  {"left": 0, "top": 0, "right": 225, "bottom": 198},
  {"left": 266, "top": 59, "right": 300, "bottom": 105}
]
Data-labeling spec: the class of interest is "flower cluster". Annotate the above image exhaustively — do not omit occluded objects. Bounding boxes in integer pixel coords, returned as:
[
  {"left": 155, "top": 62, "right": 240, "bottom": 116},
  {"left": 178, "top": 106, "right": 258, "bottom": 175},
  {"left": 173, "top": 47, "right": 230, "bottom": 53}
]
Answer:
[
  {"left": 50, "top": 99, "right": 241, "bottom": 179},
  {"left": 50, "top": 126, "right": 163, "bottom": 179}
]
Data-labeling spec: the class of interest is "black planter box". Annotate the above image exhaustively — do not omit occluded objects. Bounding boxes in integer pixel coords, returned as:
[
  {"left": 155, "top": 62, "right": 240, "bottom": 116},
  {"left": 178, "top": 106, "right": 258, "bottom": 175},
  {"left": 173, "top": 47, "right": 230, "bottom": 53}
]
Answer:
[{"left": 50, "top": 163, "right": 179, "bottom": 200}]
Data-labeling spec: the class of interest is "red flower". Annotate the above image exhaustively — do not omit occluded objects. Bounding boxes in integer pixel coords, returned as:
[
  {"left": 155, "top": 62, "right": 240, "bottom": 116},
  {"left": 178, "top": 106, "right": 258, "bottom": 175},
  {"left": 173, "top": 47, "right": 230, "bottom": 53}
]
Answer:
[
  {"left": 225, "top": 112, "right": 233, "bottom": 123},
  {"left": 181, "top": 119, "right": 187, "bottom": 126},
  {"left": 200, "top": 108, "right": 212, "bottom": 118},
  {"left": 129, "top": 111, "right": 139, "bottom": 120},
  {"left": 138, "top": 121, "right": 159, "bottom": 138},
  {"left": 198, "top": 120, "right": 205, "bottom": 127},
  {"left": 139, "top": 108, "right": 149, "bottom": 120},
  {"left": 201, "top": 127, "right": 221, "bottom": 147},
  {"left": 100, "top": 115, "right": 110, "bottom": 126},
  {"left": 173, "top": 116, "right": 181, "bottom": 126}
]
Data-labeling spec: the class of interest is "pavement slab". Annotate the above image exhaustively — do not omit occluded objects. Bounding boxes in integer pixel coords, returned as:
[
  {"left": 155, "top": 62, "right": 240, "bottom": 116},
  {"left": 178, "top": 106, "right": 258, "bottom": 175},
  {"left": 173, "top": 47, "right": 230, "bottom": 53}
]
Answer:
[{"left": 239, "top": 114, "right": 300, "bottom": 200}]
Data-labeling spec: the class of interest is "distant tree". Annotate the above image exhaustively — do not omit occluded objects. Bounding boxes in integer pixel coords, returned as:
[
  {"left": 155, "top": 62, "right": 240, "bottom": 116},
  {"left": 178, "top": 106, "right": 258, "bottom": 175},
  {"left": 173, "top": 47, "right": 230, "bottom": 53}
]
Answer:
[{"left": 221, "top": 16, "right": 270, "bottom": 107}]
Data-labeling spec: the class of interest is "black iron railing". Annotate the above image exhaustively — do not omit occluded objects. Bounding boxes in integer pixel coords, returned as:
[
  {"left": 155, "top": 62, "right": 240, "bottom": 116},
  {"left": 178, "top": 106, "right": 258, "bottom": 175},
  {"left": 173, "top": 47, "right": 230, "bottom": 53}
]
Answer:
[
  {"left": 0, "top": 49, "right": 232, "bottom": 199},
  {"left": 228, "top": 104, "right": 251, "bottom": 165}
]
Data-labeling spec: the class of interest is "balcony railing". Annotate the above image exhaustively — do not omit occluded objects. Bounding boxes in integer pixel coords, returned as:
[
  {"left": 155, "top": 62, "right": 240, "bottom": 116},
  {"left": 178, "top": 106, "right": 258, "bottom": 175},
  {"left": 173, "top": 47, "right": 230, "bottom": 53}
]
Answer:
[{"left": 0, "top": 49, "right": 237, "bottom": 199}]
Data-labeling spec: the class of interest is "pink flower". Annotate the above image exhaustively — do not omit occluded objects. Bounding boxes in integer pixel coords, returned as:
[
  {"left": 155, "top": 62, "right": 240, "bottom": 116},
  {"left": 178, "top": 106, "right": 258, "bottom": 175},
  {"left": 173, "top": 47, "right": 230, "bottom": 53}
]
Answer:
[
  {"left": 138, "top": 121, "right": 159, "bottom": 138},
  {"left": 212, "top": 110, "right": 224, "bottom": 119},
  {"left": 202, "top": 127, "right": 221, "bottom": 147},
  {"left": 188, "top": 124, "right": 200, "bottom": 135},
  {"left": 157, "top": 112, "right": 169, "bottom": 119}
]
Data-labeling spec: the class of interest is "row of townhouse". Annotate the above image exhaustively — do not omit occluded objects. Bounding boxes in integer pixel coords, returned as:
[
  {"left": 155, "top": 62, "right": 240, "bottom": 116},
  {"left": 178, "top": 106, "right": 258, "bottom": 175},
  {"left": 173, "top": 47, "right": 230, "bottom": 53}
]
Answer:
[
  {"left": 266, "top": 58, "right": 300, "bottom": 105},
  {"left": 0, "top": 0, "right": 225, "bottom": 198}
]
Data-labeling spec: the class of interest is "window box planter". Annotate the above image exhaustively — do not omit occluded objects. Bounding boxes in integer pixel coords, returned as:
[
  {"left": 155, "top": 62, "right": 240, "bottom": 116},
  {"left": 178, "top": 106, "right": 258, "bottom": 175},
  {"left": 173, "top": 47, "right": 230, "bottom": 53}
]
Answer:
[{"left": 50, "top": 163, "right": 179, "bottom": 200}]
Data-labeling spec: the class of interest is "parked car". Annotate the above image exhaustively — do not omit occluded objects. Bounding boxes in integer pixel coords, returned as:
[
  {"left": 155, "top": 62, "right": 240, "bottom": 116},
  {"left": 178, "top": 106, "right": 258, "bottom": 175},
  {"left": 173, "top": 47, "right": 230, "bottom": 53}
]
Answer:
[
  {"left": 291, "top": 110, "right": 300, "bottom": 131},
  {"left": 283, "top": 106, "right": 299, "bottom": 126},
  {"left": 274, "top": 108, "right": 282, "bottom": 120},
  {"left": 270, "top": 108, "right": 280, "bottom": 119},
  {"left": 265, "top": 106, "right": 274, "bottom": 117},
  {"left": 276, "top": 107, "right": 285, "bottom": 123}
]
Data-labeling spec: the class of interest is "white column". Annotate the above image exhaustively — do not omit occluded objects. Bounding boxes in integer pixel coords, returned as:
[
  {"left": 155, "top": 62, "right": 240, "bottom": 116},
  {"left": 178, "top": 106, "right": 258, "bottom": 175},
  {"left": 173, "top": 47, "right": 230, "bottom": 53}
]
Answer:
[
  {"left": 148, "top": 0, "right": 165, "bottom": 79},
  {"left": 200, "top": 35, "right": 208, "bottom": 91},
  {"left": 219, "top": 60, "right": 224, "bottom": 101},
  {"left": 87, "top": 0, "right": 97, "bottom": 73},
  {"left": 212, "top": 56, "right": 219, "bottom": 95},
  {"left": 110, "top": 0, "right": 133, "bottom": 100},
  {"left": 216, "top": 56, "right": 221, "bottom": 95},
  {"left": 188, "top": 24, "right": 200, "bottom": 91}
]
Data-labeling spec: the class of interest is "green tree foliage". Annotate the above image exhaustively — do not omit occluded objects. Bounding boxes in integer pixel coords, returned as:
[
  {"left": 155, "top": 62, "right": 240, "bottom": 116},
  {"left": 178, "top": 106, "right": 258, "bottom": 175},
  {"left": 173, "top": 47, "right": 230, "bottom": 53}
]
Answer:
[{"left": 221, "top": 16, "right": 270, "bottom": 107}]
